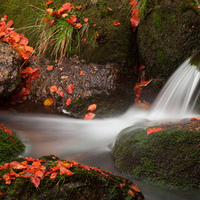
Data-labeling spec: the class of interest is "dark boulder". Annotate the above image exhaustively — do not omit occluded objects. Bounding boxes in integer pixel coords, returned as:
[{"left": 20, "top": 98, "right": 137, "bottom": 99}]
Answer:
[
  {"left": 137, "top": 0, "right": 200, "bottom": 84},
  {"left": 0, "top": 41, "right": 21, "bottom": 98}
]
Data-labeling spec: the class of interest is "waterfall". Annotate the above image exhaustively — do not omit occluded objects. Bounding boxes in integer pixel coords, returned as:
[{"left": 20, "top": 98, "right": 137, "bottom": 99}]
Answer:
[{"left": 149, "top": 52, "right": 200, "bottom": 120}]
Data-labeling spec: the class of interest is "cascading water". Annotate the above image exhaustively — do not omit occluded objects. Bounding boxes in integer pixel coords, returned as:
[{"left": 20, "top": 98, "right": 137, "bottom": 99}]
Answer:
[
  {"left": 0, "top": 52, "right": 200, "bottom": 200},
  {"left": 149, "top": 51, "right": 200, "bottom": 120}
]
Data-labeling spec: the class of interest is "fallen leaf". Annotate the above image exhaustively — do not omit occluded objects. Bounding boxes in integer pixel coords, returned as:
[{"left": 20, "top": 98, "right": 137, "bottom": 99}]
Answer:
[
  {"left": 44, "top": 98, "right": 54, "bottom": 106},
  {"left": 0, "top": 124, "right": 12, "bottom": 135},
  {"left": 66, "top": 98, "right": 71, "bottom": 106},
  {"left": 56, "top": 90, "right": 64, "bottom": 97},
  {"left": 128, "top": 189, "right": 135, "bottom": 197},
  {"left": 79, "top": 70, "right": 83, "bottom": 75},
  {"left": 46, "top": 65, "right": 54, "bottom": 71},
  {"left": 84, "top": 18, "right": 88, "bottom": 22},
  {"left": 84, "top": 112, "right": 95, "bottom": 120},
  {"left": 44, "top": 18, "right": 50, "bottom": 23},
  {"left": 87, "top": 104, "right": 97, "bottom": 111},
  {"left": 66, "top": 84, "right": 74, "bottom": 94},
  {"left": 107, "top": 7, "right": 112, "bottom": 11},
  {"left": 130, "top": 184, "right": 140, "bottom": 192},
  {"left": 147, "top": 127, "right": 162, "bottom": 135},
  {"left": 75, "top": 23, "right": 82, "bottom": 29},
  {"left": 113, "top": 20, "right": 120, "bottom": 26},
  {"left": 50, "top": 85, "right": 58, "bottom": 92},
  {"left": 30, "top": 175, "right": 40, "bottom": 188},
  {"left": 46, "top": 0, "right": 53, "bottom": 6},
  {"left": 50, "top": 172, "right": 57, "bottom": 179}
]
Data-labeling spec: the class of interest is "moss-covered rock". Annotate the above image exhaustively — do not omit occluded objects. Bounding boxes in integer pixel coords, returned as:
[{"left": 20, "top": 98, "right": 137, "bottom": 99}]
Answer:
[
  {"left": 1, "top": 0, "right": 133, "bottom": 67},
  {"left": 137, "top": 0, "right": 200, "bottom": 83},
  {"left": 64, "top": 89, "right": 134, "bottom": 118},
  {"left": 0, "top": 155, "right": 145, "bottom": 199},
  {"left": 111, "top": 119, "right": 200, "bottom": 189},
  {"left": 0, "top": 125, "right": 25, "bottom": 165}
]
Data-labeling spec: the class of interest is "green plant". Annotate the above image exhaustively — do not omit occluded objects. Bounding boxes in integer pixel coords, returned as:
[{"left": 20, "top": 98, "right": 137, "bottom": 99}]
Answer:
[{"left": 28, "top": 1, "right": 89, "bottom": 62}]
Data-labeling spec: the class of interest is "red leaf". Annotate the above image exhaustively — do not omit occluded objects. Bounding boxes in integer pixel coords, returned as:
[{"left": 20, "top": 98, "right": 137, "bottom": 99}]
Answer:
[
  {"left": 62, "top": 2, "right": 72, "bottom": 11},
  {"left": 50, "top": 172, "right": 57, "bottom": 179},
  {"left": 84, "top": 112, "right": 95, "bottom": 120},
  {"left": 79, "top": 70, "right": 83, "bottom": 75},
  {"left": 0, "top": 124, "right": 12, "bottom": 135},
  {"left": 57, "top": 90, "right": 64, "bottom": 97},
  {"left": 30, "top": 175, "right": 40, "bottom": 188},
  {"left": 75, "top": 23, "right": 82, "bottom": 29},
  {"left": 44, "top": 18, "right": 50, "bottom": 23},
  {"left": 128, "top": 189, "right": 135, "bottom": 197},
  {"left": 190, "top": 118, "right": 198, "bottom": 121},
  {"left": 50, "top": 85, "right": 58, "bottom": 92},
  {"left": 66, "top": 84, "right": 74, "bottom": 94},
  {"left": 147, "top": 127, "right": 162, "bottom": 135},
  {"left": 113, "top": 20, "right": 120, "bottom": 26},
  {"left": 70, "top": 15, "right": 77, "bottom": 23},
  {"left": 66, "top": 98, "right": 71, "bottom": 106},
  {"left": 133, "top": 86, "right": 142, "bottom": 99},
  {"left": 87, "top": 104, "right": 97, "bottom": 111}
]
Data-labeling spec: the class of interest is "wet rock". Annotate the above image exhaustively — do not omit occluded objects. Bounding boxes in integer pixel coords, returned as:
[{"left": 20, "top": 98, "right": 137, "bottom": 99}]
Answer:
[
  {"left": 137, "top": 0, "right": 200, "bottom": 84},
  {"left": 112, "top": 119, "right": 200, "bottom": 189},
  {"left": 0, "top": 41, "right": 21, "bottom": 98}
]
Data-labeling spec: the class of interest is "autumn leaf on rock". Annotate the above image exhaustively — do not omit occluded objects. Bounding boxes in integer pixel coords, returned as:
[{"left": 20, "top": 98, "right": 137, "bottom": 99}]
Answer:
[
  {"left": 147, "top": 127, "right": 162, "bottom": 135},
  {"left": 87, "top": 104, "right": 97, "bottom": 111},
  {"left": 44, "top": 98, "right": 54, "bottom": 106},
  {"left": 66, "top": 98, "right": 71, "bottom": 106},
  {"left": 30, "top": 175, "right": 40, "bottom": 188},
  {"left": 84, "top": 112, "right": 95, "bottom": 120},
  {"left": 113, "top": 20, "right": 120, "bottom": 26},
  {"left": 66, "top": 84, "right": 74, "bottom": 94},
  {"left": 50, "top": 85, "right": 58, "bottom": 92}
]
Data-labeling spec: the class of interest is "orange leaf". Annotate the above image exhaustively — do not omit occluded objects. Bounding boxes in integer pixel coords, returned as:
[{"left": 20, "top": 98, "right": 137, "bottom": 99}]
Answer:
[
  {"left": 10, "top": 32, "right": 20, "bottom": 42},
  {"left": 46, "top": 65, "right": 54, "bottom": 71},
  {"left": 84, "top": 18, "right": 88, "bottom": 22},
  {"left": 79, "top": 70, "right": 83, "bottom": 75},
  {"left": 133, "top": 85, "right": 142, "bottom": 98},
  {"left": 75, "top": 23, "right": 82, "bottom": 29},
  {"left": 44, "top": 18, "right": 50, "bottom": 23},
  {"left": 30, "top": 175, "right": 40, "bottom": 188},
  {"left": 6, "top": 20, "right": 13, "bottom": 28},
  {"left": 70, "top": 15, "right": 77, "bottom": 23},
  {"left": 113, "top": 20, "right": 120, "bottom": 26},
  {"left": 76, "top": 6, "right": 82, "bottom": 9},
  {"left": 66, "top": 98, "right": 71, "bottom": 106},
  {"left": 24, "top": 46, "right": 34, "bottom": 52},
  {"left": 50, "top": 85, "right": 58, "bottom": 92},
  {"left": 84, "top": 112, "right": 95, "bottom": 120},
  {"left": 50, "top": 172, "right": 57, "bottom": 179},
  {"left": 46, "top": 0, "right": 53, "bottom": 6},
  {"left": 87, "top": 104, "right": 97, "bottom": 111},
  {"left": 66, "top": 84, "right": 74, "bottom": 94},
  {"left": 107, "top": 7, "right": 112, "bottom": 11},
  {"left": 130, "top": 184, "right": 140, "bottom": 192},
  {"left": 128, "top": 189, "right": 135, "bottom": 197},
  {"left": 44, "top": 98, "right": 54, "bottom": 106},
  {"left": 147, "top": 127, "right": 162, "bottom": 135},
  {"left": 120, "top": 183, "right": 125, "bottom": 187}
]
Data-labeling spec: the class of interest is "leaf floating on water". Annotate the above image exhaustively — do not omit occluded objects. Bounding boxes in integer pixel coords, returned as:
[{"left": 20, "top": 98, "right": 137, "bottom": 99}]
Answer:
[
  {"left": 147, "top": 127, "right": 162, "bottom": 135},
  {"left": 84, "top": 112, "right": 95, "bottom": 120},
  {"left": 44, "top": 98, "right": 54, "bottom": 106},
  {"left": 87, "top": 104, "right": 97, "bottom": 111}
]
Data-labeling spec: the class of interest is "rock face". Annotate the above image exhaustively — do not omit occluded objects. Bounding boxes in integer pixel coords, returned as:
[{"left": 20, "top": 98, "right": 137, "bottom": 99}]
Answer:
[
  {"left": 0, "top": 41, "right": 21, "bottom": 98},
  {"left": 137, "top": 0, "right": 200, "bottom": 82},
  {"left": 111, "top": 119, "right": 200, "bottom": 189}
]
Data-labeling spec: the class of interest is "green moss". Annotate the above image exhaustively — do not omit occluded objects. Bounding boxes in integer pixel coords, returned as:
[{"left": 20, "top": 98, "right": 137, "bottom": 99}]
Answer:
[
  {"left": 112, "top": 126, "right": 200, "bottom": 189},
  {"left": 0, "top": 128, "right": 25, "bottom": 165},
  {"left": 64, "top": 89, "right": 134, "bottom": 118},
  {"left": 0, "top": 156, "right": 144, "bottom": 199},
  {"left": 1, "top": 0, "right": 133, "bottom": 66}
]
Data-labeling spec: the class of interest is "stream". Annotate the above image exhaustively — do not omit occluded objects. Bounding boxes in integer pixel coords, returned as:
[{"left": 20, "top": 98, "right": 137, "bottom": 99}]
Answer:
[{"left": 0, "top": 56, "right": 200, "bottom": 199}]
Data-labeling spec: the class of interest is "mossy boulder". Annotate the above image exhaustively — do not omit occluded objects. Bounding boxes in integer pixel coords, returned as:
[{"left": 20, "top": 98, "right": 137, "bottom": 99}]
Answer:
[
  {"left": 111, "top": 119, "right": 200, "bottom": 189},
  {"left": 0, "top": 155, "right": 145, "bottom": 199},
  {"left": 137, "top": 0, "right": 200, "bottom": 83},
  {"left": 1, "top": 0, "right": 133, "bottom": 66},
  {"left": 0, "top": 125, "right": 25, "bottom": 165}
]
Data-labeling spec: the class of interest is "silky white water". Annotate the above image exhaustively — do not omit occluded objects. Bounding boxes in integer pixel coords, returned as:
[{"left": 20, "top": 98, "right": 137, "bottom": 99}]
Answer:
[
  {"left": 148, "top": 57, "right": 200, "bottom": 120},
  {"left": 0, "top": 55, "right": 200, "bottom": 200}
]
